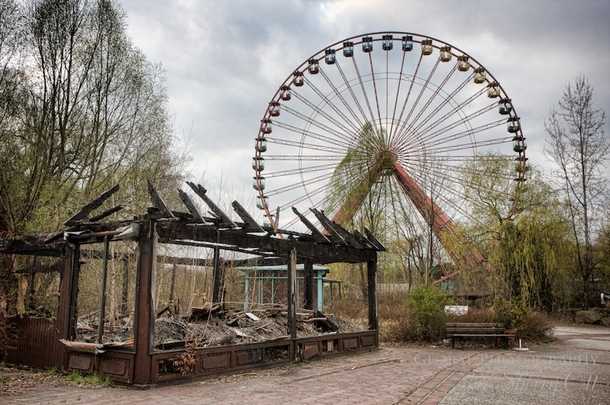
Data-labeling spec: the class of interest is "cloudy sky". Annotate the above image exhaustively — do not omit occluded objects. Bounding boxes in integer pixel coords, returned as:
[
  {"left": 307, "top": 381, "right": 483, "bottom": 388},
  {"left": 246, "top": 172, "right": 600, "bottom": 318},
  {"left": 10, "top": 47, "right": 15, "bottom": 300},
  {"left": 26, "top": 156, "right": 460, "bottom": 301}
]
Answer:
[{"left": 120, "top": 0, "right": 610, "bottom": 205}]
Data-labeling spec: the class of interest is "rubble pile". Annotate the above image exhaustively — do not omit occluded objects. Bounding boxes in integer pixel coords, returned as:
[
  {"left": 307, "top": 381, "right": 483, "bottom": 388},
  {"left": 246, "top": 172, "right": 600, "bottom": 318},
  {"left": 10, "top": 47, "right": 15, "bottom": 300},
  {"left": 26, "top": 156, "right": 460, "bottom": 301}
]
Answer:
[
  {"left": 73, "top": 303, "right": 362, "bottom": 349},
  {"left": 154, "top": 304, "right": 358, "bottom": 349}
]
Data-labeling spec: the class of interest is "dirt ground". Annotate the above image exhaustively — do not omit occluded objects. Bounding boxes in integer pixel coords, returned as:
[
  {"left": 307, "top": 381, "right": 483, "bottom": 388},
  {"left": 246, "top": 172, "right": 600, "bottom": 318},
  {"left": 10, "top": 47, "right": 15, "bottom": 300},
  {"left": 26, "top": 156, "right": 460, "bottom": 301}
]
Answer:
[{"left": 1, "top": 325, "right": 610, "bottom": 404}]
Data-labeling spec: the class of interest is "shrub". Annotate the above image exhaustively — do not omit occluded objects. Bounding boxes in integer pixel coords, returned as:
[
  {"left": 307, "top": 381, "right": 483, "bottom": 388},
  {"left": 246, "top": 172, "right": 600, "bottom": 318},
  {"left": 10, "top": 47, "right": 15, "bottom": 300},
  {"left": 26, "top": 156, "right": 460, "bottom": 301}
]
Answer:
[
  {"left": 406, "top": 286, "right": 448, "bottom": 341},
  {"left": 514, "top": 310, "right": 553, "bottom": 340}
]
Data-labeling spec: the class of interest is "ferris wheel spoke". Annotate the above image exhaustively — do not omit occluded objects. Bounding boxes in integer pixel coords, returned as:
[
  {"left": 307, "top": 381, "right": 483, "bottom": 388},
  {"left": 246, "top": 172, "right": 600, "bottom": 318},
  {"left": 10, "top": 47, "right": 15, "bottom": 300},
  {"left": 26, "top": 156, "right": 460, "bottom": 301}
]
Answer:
[
  {"left": 393, "top": 57, "right": 441, "bottom": 146},
  {"left": 335, "top": 60, "right": 370, "bottom": 130},
  {"left": 403, "top": 71, "right": 475, "bottom": 141},
  {"left": 398, "top": 63, "right": 458, "bottom": 145},
  {"left": 265, "top": 137, "right": 344, "bottom": 155},
  {"left": 265, "top": 171, "right": 338, "bottom": 196},
  {"left": 351, "top": 55, "right": 382, "bottom": 137},
  {"left": 277, "top": 106, "right": 356, "bottom": 148},
  {"left": 283, "top": 167, "right": 370, "bottom": 211},
  {"left": 389, "top": 53, "right": 423, "bottom": 143},
  {"left": 405, "top": 87, "right": 487, "bottom": 146},
  {"left": 306, "top": 68, "right": 384, "bottom": 153},
  {"left": 318, "top": 67, "right": 365, "bottom": 131},
  {"left": 402, "top": 120, "right": 509, "bottom": 155},
  {"left": 267, "top": 124, "right": 350, "bottom": 152},
  {"left": 264, "top": 154, "right": 352, "bottom": 162},
  {"left": 367, "top": 52, "right": 384, "bottom": 140},
  {"left": 394, "top": 169, "right": 485, "bottom": 227},
  {"left": 399, "top": 157, "right": 517, "bottom": 183},
  {"left": 398, "top": 158, "right": 515, "bottom": 203},
  {"left": 264, "top": 162, "right": 340, "bottom": 178},
  {"left": 388, "top": 51, "right": 407, "bottom": 141},
  {"left": 299, "top": 79, "right": 361, "bottom": 138},
  {"left": 407, "top": 102, "right": 500, "bottom": 148}
]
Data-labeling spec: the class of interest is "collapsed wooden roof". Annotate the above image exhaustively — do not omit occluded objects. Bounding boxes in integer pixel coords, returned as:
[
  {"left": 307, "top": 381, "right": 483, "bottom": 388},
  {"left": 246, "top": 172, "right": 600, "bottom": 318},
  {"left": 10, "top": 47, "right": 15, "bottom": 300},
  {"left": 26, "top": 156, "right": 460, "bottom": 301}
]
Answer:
[{"left": 1, "top": 181, "right": 384, "bottom": 265}]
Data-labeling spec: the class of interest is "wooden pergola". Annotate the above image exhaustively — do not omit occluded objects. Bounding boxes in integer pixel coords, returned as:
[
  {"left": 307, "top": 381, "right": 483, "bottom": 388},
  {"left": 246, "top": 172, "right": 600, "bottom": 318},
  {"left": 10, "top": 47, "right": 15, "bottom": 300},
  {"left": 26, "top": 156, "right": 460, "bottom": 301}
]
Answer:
[{"left": 1, "top": 181, "right": 383, "bottom": 385}]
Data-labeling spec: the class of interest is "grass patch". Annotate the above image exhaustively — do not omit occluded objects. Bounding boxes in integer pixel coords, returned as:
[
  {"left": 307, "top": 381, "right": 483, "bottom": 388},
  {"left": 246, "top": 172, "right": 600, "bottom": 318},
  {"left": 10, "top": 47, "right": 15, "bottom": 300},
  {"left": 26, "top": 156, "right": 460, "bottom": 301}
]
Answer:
[{"left": 66, "top": 371, "right": 111, "bottom": 386}]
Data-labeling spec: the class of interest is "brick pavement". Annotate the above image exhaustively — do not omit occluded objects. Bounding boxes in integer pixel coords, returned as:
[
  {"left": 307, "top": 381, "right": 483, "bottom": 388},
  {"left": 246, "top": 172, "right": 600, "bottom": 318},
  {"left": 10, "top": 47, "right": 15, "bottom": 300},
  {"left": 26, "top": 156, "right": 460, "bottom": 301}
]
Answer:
[
  {"left": 3, "top": 327, "right": 610, "bottom": 405},
  {"left": 3, "top": 347, "right": 476, "bottom": 405}
]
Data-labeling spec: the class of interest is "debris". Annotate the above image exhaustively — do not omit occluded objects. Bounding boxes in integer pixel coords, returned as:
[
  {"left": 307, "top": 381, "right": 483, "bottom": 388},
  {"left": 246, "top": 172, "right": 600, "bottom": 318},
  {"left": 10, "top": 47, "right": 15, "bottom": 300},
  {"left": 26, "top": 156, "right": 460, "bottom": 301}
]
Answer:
[{"left": 245, "top": 312, "right": 260, "bottom": 321}]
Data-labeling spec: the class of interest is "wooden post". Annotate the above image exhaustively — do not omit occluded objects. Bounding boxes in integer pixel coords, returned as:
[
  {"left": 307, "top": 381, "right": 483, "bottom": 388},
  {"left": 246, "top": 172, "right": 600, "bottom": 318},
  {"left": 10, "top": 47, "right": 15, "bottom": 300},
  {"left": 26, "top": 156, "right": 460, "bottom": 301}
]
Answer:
[
  {"left": 97, "top": 237, "right": 110, "bottom": 343},
  {"left": 243, "top": 274, "right": 250, "bottom": 311},
  {"left": 25, "top": 256, "right": 37, "bottom": 310},
  {"left": 287, "top": 249, "right": 297, "bottom": 341},
  {"left": 56, "top": 243, "right": 80, "bottom": 368},
  {"left": 133, "top": 219, "right": 156, "bottom": 386},
  {"left": 120, "top": 257, "right": 129, "bottom": 316},
  {"left": 169, "top": 262, "right": 177, "bottom": 304},
  {"left": 367, "top": 256, "right": 378, "bottom": 331},
  {"left": 303, "top": 260, "right": 313, "bottom": 310},
  {"left": 211, "top": 247, "right": 222, "bottom": 303}
]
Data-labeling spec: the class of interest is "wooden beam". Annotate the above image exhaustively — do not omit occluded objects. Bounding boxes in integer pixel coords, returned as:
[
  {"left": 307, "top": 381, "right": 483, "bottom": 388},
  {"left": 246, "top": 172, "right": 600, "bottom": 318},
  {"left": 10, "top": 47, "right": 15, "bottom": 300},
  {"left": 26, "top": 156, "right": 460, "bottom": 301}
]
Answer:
[
  {"left": 64, "top": 184, "right": 120, "bottom": 225},
  {"left": 157, "top": 222, "right": 376, "bottom": 264},
  {"left": 364, "top": 227, "right": 385, "bottom": 251},
  {"left": 186, "top": 182, "right": 235, "bottom": 227},
  {"left": 147, "top": 180, "right": 175, "bottom": 218},
  {"left": 232, "top": 201, "right": 264, "bottom": 232},
  {"left": 309, "top": 209, "right": 345, "bottom": 244},
  {"left": 89, "top": 205, "right": 124, "bottom": 222},
  {"left": 292, "top": 207, "right": 329, "bottom": 243},
  {"left": 177, "top": 189, "right": 205, "bottom": 223}
]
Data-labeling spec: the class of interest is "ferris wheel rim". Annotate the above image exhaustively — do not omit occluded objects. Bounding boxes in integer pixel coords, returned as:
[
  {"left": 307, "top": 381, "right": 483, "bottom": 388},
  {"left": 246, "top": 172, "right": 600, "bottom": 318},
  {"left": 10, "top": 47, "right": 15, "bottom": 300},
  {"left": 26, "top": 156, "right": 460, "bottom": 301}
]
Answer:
[{"left": 253, "top": 31, "right": 527, "bottom": 229}]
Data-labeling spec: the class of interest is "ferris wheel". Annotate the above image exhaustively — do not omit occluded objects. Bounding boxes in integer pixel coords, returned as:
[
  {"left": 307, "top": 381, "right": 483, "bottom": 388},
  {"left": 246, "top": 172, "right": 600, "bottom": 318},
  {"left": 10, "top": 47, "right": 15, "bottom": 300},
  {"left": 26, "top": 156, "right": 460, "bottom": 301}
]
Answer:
[{"left": 252, "top": 32, "right": 527, "bottom": 270}]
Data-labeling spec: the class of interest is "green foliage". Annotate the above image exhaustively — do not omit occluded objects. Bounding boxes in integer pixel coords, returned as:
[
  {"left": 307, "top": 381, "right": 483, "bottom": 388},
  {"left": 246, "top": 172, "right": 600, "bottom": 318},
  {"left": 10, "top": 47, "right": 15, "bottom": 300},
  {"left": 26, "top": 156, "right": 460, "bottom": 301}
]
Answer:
[
  {"left": 406, "top": 286, "right": 448, "bottom": 341},
  {"left": 66, "top": 371, "right": 111, "bottom": 386}
]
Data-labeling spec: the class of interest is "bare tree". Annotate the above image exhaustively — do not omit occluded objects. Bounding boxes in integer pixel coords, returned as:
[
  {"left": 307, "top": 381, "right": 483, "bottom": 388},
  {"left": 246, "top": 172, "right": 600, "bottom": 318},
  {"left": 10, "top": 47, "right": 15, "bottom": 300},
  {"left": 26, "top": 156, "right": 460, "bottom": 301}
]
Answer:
[{"left": 545, "top": 76, "right": 609, "bottom": 307}]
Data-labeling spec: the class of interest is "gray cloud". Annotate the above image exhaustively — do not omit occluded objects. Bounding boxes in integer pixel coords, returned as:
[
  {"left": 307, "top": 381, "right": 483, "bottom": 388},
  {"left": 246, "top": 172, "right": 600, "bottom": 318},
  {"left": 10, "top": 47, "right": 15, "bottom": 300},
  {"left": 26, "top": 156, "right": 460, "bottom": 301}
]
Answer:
[{"left": 120, "top": 0, "right": 610, "bottom": 200}]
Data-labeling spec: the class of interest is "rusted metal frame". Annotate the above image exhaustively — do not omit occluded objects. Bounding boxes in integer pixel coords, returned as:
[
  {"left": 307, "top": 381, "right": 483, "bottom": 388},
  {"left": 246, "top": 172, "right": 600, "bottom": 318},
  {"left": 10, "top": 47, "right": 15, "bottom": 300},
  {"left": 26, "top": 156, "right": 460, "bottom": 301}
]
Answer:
[
  {"left": 64, "top": 184, "right": 120, "bottom": 225},
  {"left": 97, "top": 237, "right": 110, "bottom": 343},
  {"left": 156, "top": 222, "right": 376, "bottom": 264},
  {"left": 231, "top": 256, "right": 301, "bottom": 267},
  {"left": 287, "top": 249, "right": 297, "bottom": 360},
  {"left": 367, "top": 255, "right": 378, "bottom": 331},
  {"left": 303, "top": 260, "right": 314, "bottom": 310},
  {"left": 133, "top": 219, "right": 156, "bottom": 385}
]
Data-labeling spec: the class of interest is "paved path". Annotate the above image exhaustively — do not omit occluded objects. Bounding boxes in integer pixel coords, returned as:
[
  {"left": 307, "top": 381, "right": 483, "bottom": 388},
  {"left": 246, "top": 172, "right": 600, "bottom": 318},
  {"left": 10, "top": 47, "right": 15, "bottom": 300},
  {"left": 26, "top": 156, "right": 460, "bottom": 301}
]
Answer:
[{"left": 2, "top": 325, "right": 610, "bottom": 404}]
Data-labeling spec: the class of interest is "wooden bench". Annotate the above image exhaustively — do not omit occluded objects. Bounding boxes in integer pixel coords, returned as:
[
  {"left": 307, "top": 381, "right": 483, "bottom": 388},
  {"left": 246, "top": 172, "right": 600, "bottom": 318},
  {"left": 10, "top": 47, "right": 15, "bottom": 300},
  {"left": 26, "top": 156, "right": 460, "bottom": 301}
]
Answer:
[{"left": 446, "top": 322, "right": 515, "bottom": 348}]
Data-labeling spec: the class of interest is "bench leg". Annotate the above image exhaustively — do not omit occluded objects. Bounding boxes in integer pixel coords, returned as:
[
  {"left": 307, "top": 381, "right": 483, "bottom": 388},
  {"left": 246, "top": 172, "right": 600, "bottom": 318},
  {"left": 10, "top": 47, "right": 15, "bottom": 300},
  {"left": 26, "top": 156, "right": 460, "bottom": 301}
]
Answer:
[{"left": 451, "top": 337, "right": 455, "bottom": 349}]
